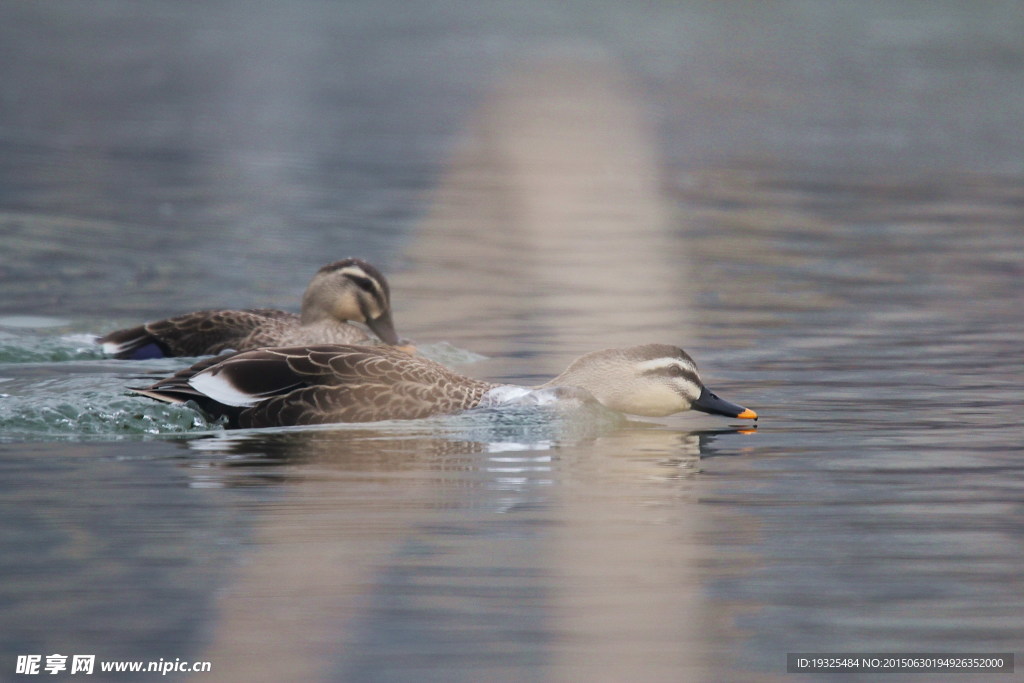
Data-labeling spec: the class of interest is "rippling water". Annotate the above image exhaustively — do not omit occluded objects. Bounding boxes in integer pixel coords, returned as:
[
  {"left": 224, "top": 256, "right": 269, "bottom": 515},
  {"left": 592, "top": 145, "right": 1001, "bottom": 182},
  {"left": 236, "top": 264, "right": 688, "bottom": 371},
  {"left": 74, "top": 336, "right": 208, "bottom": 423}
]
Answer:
[{"left": 2, "top": 2, "right": 1023, "bottom": 681}]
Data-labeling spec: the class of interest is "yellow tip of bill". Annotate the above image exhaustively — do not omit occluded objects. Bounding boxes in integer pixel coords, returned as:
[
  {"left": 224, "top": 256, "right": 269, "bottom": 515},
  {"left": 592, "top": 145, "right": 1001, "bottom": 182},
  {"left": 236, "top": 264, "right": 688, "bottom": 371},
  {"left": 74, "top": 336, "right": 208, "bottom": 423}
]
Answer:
[{"left": 736, "top": 408, "right": 758, "bottom": 420}]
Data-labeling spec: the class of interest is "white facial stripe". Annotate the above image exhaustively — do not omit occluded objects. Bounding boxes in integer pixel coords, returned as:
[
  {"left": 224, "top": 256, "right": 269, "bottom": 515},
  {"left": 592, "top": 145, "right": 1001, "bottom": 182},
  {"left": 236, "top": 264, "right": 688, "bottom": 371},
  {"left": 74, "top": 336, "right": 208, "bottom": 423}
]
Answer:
[
  {"left": 634, "top": 357, "right": 703, "bottom": 403},
  {"left": 337, "top": 266, "right": 386, "bottom": 304},
  {"left": 189, "top": 370, "right": 261, "bottom": 407},
  {"left": 337, "top": 266, "right": 369, "bottom": 279},
  {"left": 635, "top": 357, "right": 697, "bottom": 374},
  {"left": 677, "top": 378, "right": 703, "bottom": 401}
]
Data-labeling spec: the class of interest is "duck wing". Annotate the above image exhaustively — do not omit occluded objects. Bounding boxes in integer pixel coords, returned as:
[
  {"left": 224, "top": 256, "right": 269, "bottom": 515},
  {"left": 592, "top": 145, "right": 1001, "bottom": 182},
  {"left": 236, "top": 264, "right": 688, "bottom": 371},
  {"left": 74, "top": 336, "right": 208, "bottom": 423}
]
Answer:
[
  {"left": 136, "top": 345, "right": 496, "bottom": 428},
  {"left": 100, "top": 309, "right": 298, "bottom": 359}
]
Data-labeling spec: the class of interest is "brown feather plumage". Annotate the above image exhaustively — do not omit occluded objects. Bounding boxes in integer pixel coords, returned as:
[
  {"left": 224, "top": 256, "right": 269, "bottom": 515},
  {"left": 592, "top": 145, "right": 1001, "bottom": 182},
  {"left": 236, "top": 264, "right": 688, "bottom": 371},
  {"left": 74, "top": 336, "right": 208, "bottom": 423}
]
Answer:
[
  {"left": 137, "top": 345, "right": 498, "bottom": 428},
  {"left": 99, "top": 258, "right": 397, "bottom": 359}
]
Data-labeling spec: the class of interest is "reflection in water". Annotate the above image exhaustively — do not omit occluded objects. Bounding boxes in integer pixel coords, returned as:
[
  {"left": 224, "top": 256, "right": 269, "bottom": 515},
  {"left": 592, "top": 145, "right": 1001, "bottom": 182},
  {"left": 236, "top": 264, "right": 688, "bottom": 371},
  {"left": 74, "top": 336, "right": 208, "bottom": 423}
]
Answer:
[
  {"left": 178, "top": 421, "right": 755, "bottom": 487},
  {"left": 173, "top": 421, "right": 750, "bottom": 681}
]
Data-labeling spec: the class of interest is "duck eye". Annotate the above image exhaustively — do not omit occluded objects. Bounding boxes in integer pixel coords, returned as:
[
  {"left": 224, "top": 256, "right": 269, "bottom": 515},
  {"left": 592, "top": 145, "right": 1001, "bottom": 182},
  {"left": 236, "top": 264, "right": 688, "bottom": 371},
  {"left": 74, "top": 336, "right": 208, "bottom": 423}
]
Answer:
[{"left": 348, "top": 275, "right": 376, "bottom": 293}]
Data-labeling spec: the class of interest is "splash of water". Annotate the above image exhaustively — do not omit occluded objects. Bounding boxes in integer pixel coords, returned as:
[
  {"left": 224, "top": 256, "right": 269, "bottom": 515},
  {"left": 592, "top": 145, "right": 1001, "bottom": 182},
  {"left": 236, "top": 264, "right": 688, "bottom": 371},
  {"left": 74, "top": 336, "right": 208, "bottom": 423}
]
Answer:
[
  {"left": 0, "top": 330, "right": 105, "bottom": 363},
  {"left": 0, "top": 328, "right": 622, "bottom": 443}
]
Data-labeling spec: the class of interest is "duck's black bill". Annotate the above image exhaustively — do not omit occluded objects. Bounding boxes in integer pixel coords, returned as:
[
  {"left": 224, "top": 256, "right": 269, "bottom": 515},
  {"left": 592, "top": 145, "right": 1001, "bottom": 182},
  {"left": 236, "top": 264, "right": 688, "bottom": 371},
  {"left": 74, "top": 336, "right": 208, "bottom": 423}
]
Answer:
[
  {"left": 366, "top": 310, "right": 401, "bottom": 345},
  {"left": 692, "top": 387, "right": 758, "bottom": 420}
]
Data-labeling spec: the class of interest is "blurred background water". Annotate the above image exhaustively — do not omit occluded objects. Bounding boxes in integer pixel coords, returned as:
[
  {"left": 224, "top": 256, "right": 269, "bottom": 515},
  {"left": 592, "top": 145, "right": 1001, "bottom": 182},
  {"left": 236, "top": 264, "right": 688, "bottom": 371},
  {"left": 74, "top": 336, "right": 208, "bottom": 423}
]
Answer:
[{"left": 1, "top": 1, "right": 1022, "bottom": 681}]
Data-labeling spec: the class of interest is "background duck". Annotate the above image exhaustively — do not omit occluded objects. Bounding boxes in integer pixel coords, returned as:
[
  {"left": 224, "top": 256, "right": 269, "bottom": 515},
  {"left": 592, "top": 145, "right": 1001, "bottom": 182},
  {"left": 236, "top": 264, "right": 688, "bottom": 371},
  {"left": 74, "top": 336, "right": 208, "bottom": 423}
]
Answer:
[
  {"left": 99, "top": 258, "right": 401, "bottom": 359},
  {"left": 134, "top": 343, "right": 758, "bottom": 428}
]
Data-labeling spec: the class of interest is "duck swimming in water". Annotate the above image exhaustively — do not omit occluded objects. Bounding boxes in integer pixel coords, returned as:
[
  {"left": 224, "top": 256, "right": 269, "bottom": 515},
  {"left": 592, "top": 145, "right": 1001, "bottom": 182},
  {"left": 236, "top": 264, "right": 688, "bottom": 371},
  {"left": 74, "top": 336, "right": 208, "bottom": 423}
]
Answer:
[
  {"left": 99, "top": 258, "right": 401, "bottom": 359},
  {"left": 134, "top": 343, "right": 757, "bottom": 428}
]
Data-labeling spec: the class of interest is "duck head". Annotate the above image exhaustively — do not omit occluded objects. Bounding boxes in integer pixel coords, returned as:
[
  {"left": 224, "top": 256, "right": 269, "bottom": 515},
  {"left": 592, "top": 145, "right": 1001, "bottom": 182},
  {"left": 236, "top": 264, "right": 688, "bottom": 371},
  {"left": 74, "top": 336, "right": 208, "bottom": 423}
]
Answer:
[
  {"left": 300, "top": 258, "right": 400, "bottom": 344},
  {"left": 543, "top": 344, "right": 757, "bottom": 419}
]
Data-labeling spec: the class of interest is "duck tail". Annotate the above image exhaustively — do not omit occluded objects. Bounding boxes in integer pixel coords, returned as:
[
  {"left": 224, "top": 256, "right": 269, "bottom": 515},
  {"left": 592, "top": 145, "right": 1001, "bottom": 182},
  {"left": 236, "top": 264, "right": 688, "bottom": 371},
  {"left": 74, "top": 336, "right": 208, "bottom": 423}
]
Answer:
[{"left": 99, "top": 325, "right": 170, "bottom": 360}]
